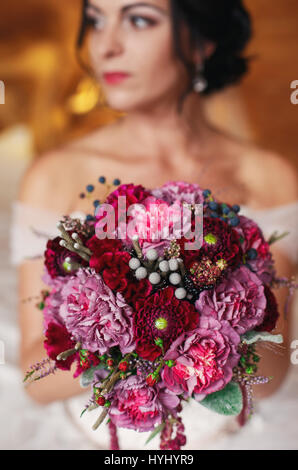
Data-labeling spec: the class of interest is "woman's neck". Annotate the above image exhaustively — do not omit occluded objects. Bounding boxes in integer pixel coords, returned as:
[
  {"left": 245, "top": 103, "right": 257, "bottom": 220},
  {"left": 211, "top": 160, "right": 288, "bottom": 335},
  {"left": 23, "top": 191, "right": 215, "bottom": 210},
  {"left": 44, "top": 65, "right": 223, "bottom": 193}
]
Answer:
[{"left": 114, "top": 92, "right": 218, "bottom": 163}]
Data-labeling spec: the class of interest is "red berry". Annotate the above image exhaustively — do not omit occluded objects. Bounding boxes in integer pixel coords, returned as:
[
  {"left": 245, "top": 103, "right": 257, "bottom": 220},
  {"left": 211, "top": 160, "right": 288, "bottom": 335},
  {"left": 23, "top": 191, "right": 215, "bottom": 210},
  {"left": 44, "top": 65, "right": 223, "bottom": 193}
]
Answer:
[
  {"left": 80, "top": 359, "right": 90, "bottom": 370},
  {"left": 146, "top": 374, "right": 157, "bottom": 386},
  {"left": 118, "top": 361, "right": 128, "bottom": 372},
  {"left": 96, "top": 396, "right": 106, "bottom": 406},
  {"left": 107, "top": 358, "right": 114, "bottom": 367}
]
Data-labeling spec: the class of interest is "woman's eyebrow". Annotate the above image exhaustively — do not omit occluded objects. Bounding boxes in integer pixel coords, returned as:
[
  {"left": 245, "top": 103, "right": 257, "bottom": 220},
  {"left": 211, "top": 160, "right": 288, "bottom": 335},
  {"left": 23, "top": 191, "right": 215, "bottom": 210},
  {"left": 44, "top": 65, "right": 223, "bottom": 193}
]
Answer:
[{"left": 87, "top": 2, "right": 168, "bottom": 15}]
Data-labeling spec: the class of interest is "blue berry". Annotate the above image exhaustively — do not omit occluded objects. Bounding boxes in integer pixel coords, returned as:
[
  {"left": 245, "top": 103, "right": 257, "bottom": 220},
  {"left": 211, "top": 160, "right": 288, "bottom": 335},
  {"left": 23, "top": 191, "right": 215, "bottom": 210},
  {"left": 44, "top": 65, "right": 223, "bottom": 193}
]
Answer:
[
  {"left": 113, "top": 178, "right": 121, "bottom": 186},
  {"left": 98, "top": 176, "right": 106, "bottom": 184},
  {"left": 210, "top": 211, "right": 218, "bottom": 218},
  {"left": 222, "top": 206, "right": 230, "bottom": 215},
  {"left": 247, "top": 248, "right": 258, "bottom": 260},
  {"left": 220, "top": 217, "right": 226, "bottom": 222},
  {"left": 86, "top": 184, "right": 95, "bottom": 193},
  {"left": 230, "top": 217, "right": 240, "bottom": 227},
  {"left": 93, "top": 200, "right": 100, "bottom": 208},
  {"left": 232, "top": 204, "right": 240, "bottom": 213},
  {"left": 86, "top": 214, "right": 94, "bottom": 221},
  {"left": 203, "top": 189, "right": 211, "bottom": 198},
  {"left": 208, "top": 201, "right": 218, "bottom": 211}
]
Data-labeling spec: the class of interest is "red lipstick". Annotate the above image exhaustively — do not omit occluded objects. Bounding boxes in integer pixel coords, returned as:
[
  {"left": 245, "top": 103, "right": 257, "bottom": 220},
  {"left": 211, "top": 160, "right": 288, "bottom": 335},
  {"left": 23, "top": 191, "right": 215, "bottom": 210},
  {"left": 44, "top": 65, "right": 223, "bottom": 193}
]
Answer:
[{"left": 103, "top": 72, "right": 130, "bottom": 84}]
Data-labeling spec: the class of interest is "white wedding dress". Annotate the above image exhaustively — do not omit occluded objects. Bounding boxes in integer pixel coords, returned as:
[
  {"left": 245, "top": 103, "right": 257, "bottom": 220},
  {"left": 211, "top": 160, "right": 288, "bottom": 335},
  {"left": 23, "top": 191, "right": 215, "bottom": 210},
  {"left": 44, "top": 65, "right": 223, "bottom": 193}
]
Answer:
[{"left": 8, "top": 199, "right": 298, "bottom": 450}]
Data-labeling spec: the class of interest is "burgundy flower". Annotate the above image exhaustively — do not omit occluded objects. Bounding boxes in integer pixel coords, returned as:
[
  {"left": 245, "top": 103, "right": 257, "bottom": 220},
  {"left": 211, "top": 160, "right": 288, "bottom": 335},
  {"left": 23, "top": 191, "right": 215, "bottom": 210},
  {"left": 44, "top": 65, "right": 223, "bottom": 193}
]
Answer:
[
  {"left": 86, "top": 237, "right": 131, "bottom": 293},
  {"left": 196, "top": 266, "right": 267, "bottom": 334},
  {"left": 178, "top": 217, "right": 242, "bottom": 271},
  {"left": 161, "top": 316, "right": 240, "bottom": 399},
  {"left": 107, "top": 375, "right": 179, "bottom": 432},
  {"left": 106, "top": 184, "right": 151, "bottom": 212},
  {"left": 44, "top": 322, "right": 76, "bottom": 371},
  {"left": 45, "top": 234, "right": 88, "bottom": 279},
  {"left": 122, "top": 278, "right": 153, "bottom": 308},
  {"left": 134, "top": 287, "right": 199, "bottom": 361},
  {"left": 255, "top": 285, "right": 279, "bottom": 332},
  {"left": 44, "top": 322, "right": 98, "bottom": 378}
]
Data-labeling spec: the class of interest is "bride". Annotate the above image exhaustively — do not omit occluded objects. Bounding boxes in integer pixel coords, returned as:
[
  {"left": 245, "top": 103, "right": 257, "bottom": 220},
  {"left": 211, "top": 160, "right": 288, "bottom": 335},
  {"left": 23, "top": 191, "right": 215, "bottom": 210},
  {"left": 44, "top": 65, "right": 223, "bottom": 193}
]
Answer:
[{"left": 12, "top": 0, "right": 298, "bottom": 449}]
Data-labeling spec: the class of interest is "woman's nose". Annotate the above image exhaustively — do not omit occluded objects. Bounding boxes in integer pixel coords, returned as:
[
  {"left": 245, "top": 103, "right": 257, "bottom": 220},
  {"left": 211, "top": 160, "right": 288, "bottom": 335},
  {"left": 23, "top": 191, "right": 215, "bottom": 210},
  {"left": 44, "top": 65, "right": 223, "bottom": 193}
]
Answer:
[{"left": 97, "top": 25, "right": 124, "bottom": 59}]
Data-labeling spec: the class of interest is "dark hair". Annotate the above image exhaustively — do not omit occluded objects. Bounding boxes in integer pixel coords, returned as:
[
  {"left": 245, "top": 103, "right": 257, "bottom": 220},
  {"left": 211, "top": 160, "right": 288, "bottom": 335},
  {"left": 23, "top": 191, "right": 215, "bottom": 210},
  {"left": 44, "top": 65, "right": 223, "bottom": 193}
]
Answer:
[{"left": 77, "top": 0, "right": 253, "bottom": 97}]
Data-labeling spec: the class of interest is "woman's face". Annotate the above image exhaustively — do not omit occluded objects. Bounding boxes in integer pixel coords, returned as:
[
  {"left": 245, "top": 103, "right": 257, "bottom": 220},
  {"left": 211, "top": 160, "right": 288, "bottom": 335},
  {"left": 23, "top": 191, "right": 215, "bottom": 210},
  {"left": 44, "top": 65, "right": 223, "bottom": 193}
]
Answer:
[{"left": 85, "top": 0, "right": 192, "bottom": 112}]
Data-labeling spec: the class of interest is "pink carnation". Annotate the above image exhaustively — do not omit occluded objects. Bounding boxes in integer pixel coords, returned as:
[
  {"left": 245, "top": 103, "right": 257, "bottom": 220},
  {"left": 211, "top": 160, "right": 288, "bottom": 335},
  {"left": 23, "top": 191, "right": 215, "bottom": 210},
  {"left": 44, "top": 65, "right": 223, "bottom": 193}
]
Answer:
[
  {"left": 128, "top": 196, "right": 185, "bottom": 246},
  {"left": 108, "top": 375, "right": 179, "bottom": 432},
  {"left": 161, "top": 316, "right": 240, "bottom": 400},
  {"left": 196, "top": 266, "right": 267, "bottom": 334},
  {"left": 151, "top": 181, "right": 204, "bottom": 206},
  {"left": 59, "top": 268, "right": 135, "bottom": 355},
  {"left": 42, "top": 268, "right": 68, "bottom": 330}
]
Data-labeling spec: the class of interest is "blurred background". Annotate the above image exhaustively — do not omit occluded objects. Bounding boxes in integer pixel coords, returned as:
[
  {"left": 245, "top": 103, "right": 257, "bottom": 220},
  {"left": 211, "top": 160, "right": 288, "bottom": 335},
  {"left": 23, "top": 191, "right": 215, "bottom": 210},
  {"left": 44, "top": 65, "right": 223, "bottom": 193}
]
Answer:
[{"left": 0, "top": 0, "right": 297, "bottom": 450}]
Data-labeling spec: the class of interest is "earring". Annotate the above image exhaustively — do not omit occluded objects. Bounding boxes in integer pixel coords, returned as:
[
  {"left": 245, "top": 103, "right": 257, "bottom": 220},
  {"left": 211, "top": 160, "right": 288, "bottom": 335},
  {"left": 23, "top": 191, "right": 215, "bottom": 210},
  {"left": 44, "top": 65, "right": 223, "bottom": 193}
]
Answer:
[{"left": 193, "top": 63, "right": 208, "bottom": 93}]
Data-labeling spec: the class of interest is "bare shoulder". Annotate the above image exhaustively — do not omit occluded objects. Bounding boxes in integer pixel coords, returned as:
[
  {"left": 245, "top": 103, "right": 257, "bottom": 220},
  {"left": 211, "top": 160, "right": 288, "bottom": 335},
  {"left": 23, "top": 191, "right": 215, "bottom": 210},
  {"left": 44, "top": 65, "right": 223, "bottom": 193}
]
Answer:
[
  {"left": 235, "top": 141, "right": 298, "bottom": 208},
  {"left": 18, "top": 127, "right": 118, "bottom": 212}
]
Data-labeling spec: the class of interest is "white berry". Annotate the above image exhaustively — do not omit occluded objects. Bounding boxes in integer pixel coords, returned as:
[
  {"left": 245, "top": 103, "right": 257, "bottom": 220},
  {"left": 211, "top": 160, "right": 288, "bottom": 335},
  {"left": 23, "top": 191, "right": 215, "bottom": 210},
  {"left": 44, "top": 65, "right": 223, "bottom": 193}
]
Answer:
[
  {"left": 129, "top": 258, "right": 141, "bottom": 270},
  {"left": 149, "top": 272, "right": 161, "bottom": 285},
  {"left": 135, "top": 267, "right": 148, "bottom": 280},
  {"left": 159, "top": 260, "right": 169, "bottom": 273},
  {"left": 146, "top": 249, "right": 158, "bottom": 261},
  {"left": 169, "top": 259, "right": 179, "bottom": 271},
  {"left": 175, "top": 288, "right": 187, "bottom": 300},
  {"left": 169, "top": 273, "right": 181, "bottom": 285}
]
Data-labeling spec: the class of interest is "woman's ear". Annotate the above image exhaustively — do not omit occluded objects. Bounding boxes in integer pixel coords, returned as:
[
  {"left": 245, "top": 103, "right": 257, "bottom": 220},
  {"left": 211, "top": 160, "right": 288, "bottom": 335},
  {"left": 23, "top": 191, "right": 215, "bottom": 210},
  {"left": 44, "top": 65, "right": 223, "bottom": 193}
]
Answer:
[{"left": 193, "top": 41, "right": 216, "bottom": 63}]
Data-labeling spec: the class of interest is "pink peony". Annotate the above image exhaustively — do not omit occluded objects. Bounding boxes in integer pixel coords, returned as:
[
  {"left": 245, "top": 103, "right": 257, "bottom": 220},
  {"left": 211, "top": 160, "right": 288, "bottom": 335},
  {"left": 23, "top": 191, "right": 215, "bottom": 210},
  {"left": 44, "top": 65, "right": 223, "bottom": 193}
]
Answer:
[
  {"left": 59, "top": 268, "right": 135, "bottom": 355},
  {"left": 161, "top": 316, "right": 240, "bottom": 400},
  {"left": 108, "top": 375, "right": 180, "bottom": 432},
  {"left": 196, "top": 266, "right": 267, "bottom": 334}
]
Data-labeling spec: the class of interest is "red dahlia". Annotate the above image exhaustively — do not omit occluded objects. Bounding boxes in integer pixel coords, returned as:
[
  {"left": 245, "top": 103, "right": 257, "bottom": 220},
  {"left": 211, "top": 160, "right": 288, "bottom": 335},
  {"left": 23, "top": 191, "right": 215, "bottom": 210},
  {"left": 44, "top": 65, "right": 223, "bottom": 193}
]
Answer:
[{"left": 133, "top": 287, "right": 199, "bottom": 361}]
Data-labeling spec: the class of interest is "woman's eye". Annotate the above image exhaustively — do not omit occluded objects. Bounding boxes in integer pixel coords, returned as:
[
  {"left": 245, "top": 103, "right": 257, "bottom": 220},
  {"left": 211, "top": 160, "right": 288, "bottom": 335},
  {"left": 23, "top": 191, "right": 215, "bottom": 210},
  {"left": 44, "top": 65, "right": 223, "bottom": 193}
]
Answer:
[
  {"left": 85, "top": 13, "right": 156, "bottom": 31},
  {"left": 129, "top": 15, "right": 156, "bottom": 29},
  {"left": 85, "top": 13, "right": 105, "bottom": 31}
]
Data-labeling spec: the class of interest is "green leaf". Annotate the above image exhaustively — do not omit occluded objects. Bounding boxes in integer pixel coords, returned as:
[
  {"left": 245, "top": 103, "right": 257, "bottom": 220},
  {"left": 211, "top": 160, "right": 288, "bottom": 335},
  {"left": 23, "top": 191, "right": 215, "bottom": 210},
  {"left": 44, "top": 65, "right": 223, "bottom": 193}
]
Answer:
[
  {"left": 268, "top": 230, "right": 289, "bottom": 245},
  {"left": 241, "top": 330, "right": 283, "bottom": 345},
  {"left": 198, "top": 382, "right": 243, "bottom": 416},
  {"left": 145, "top": 422, "right": 165, "bottom": 445},
  {"left": 80, "top": 364, "right": 106, "bottom": 388},
  {"left": 80, "top": 407, "right": 88, "bottom": 418}
]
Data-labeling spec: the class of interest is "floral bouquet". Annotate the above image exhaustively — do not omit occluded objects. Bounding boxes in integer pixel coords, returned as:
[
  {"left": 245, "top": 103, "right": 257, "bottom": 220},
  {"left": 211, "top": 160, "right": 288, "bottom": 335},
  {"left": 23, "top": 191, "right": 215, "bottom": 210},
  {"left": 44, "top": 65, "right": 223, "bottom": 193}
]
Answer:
[{"left": 24, "top": 178, "right": 296, "bottom": 450}]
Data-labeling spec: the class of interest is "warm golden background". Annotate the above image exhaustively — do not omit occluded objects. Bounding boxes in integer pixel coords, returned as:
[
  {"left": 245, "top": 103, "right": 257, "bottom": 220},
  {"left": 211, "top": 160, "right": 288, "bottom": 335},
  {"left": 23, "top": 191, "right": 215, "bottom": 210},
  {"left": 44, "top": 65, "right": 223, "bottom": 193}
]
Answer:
[{"left": 0, "top": 0, "right": 297, "bottom": 168}]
